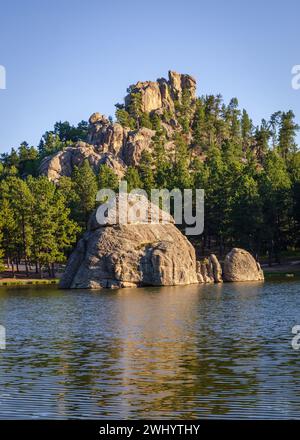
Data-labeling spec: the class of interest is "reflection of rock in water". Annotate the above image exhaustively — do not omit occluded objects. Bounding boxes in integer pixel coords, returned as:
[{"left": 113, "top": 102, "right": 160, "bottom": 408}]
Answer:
[{"left": 108, "top": 285, "right": 261, "bottom": 418}]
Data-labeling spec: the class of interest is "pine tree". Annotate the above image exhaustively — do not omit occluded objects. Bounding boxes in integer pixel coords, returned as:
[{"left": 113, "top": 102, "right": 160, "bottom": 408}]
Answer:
[
  {"left": 98, "top": 164, "right": 119, "bottom": 191},
  {"left": 241, "top": 109, "right": 253, "bottom": 152},
  {"left": 259, "top": 151, "right": 292, "bottom": 264},
  {"left": 72, "top": 160, "right": 98, "bottom": 229},
  {"left": 27, "top": 176, "right": 79, "bottom": 277},
  {"left": 0, "top": 211, "right": 4, "bottom": 272},
  {"left": 115, "top": 106, "right": 136, "bottom": 129},
  {"left": 278, "top": 111, "right": 299, "bottom": 160},
  {"left": 153, "top": 132, "right": 172, "bottom": 189},
  {"left": 255, "top": 119, "right": 271, "bottom": 163},
  {"left": 0, "top": 197, "right": 18, "bottom": 275},
  {"left": 124, "top": 167, "right": 142, "bottom": 192},
  {"left": 192, "top": 98, "right": 206, "bottom": 150},
  {"left": 172, "top": 134, "right": 192, "bottom": 189},
  {"left": 139, "top": 151, "right": 155, "bottom": 195}
]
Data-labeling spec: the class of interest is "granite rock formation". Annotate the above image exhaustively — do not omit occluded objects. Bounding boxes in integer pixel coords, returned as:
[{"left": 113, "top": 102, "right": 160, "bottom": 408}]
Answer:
[
  {"left": 60, "top": 195, "right": 199, "bottom": 289},
  {"left": 40, "top": 71, "right": 197, "bottom": 181},
  {"left": 223, "top": 248, "right": 264, "bottom": 282}
]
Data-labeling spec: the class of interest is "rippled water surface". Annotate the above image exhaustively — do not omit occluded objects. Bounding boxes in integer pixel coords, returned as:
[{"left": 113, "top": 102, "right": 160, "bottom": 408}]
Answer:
[{"left": 0, "top": 280, "right": 300, "bottom": 419}]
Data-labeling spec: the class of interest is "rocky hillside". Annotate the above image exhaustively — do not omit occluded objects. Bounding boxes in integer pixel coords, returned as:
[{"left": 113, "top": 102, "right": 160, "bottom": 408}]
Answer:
[{"left": 39, "top": 71, "right": 199, "bottom": 181}]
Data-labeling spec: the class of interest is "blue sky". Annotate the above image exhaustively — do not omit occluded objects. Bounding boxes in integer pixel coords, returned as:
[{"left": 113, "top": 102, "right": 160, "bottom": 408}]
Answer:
[{"left": 0, "top": 0, "right": 300, "bottom": 153}]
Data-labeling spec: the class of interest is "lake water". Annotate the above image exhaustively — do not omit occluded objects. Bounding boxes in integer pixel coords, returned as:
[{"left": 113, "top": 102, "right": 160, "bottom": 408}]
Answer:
[{"left": 0, "top": 280, "right": 300, "bottom": 419}]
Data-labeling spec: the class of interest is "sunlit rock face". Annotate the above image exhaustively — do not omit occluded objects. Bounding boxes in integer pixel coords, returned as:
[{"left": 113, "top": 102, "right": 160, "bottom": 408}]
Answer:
[
  {"left": 223, "top": 248, "right": 264, "bottom": 282},
  {"left": 39, "top": 142, "right": 127, "bottom": 181},
  {"left": 60, "top": 195, "right": 198, "bottom": 289},
  {"left": 40, "top": 71, "right": 197, "bottom": 182},
  {"left": 60, "top": 193, "right": 263, "bottom": 289}
]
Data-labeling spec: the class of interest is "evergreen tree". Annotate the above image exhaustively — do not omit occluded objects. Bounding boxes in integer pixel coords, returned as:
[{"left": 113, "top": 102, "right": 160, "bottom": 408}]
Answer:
[
  {"left": 27, "top": 176, "right": 79, "bottom": 277},
  {"left": 259, "top": 151, "right": 292, "bottom": 264},
  {"left": 0, "top": 177, "right": 33, "bottom": 275},
  {"left": 72, "top": 160, "right": 98, "bottom": 229},
  {"left": 98, "top": 164, "right": 119, "bottom": 191},
  {"left": 278, "top": 111, "right": 299, "bottom": 159},
  {"left": 0, "top": 197, "right": 18, "bottom": 275},
  {"left": 192, "top": 98, "right": 206, "bottom": 150},
  {"left": 124, "top": 166, "right": 142, "bottom": 192},
  {"left": 115, "top": 105, "right": 136, "bottom": 129},
  {"left": 0, "top": 212, "right": 4, "bottom": 272},
  {"left": 172, "top": 134, "right": 192, "bottom": 189},
  {"left": 153, "top": 132, "right": 172, "bottom": 188},
  {"left": 138, "top": 151, "right": 155, "bottom": 195},
  {"left": 241, "top": 109, "right": 253, "bottom": 151}
]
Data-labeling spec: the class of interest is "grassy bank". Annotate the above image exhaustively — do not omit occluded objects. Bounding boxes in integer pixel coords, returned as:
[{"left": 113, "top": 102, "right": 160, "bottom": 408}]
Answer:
[{"left": 0, "top": 279, "right": 59, "bottom": 287}]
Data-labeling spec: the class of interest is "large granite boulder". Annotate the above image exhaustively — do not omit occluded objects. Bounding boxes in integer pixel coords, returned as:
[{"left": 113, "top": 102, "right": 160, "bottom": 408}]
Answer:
[
  {"left": 223, "top": 248, "right": 264, "bottom": 282},
  {"left": 60, "top": 195, "right": 198, "bottom": 289}
]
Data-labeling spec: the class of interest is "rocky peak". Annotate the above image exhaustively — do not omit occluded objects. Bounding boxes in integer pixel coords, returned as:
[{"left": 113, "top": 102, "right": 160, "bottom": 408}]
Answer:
[
  {"left": 124, "top": 70, "right": 197, "bottom": 114},
  {"left": 168, "top": 71, "right": 196, "bottom": 101},
  {"left": 88, "top": 112, "right": 110, "bottom": 125},
  {"left": 40, "top": 71, "right": 198, "bottom": 182}
]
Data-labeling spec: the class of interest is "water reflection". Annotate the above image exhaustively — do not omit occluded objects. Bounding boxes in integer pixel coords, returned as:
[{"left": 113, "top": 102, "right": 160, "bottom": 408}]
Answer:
[{"left": 0, "top": 281, "right": 300, "bottom": 418}]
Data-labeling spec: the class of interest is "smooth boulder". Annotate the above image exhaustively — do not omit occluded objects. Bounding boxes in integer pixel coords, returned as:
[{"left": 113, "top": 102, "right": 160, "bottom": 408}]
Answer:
[
  {"left": 60, "top": 195, "right": 198, "bottom": 289},
  {"left": 223, "top": 248, "right": 264, "bottom": 282}
]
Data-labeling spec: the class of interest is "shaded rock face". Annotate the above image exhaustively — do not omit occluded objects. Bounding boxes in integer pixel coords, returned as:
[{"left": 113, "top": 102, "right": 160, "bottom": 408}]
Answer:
[
  {"left": 60, "top": 197, "right": 198, "bottom": 289},
  {"left": 40, "top": 71, "right": 197, "bottom": 182},
  {"left": 223, "top": 248, "right": 264, "bottom": 282}
]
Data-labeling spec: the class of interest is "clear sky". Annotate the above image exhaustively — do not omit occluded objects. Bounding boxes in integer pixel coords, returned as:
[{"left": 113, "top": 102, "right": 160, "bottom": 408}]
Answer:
[{"left": 0, "top": 0, "right": 300, "bottom": 153}]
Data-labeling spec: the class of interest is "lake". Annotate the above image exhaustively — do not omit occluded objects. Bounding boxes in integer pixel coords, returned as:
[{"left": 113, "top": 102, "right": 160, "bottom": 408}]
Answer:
[{"left": 0, "top": 280, "right": 300, "bottom": 419}]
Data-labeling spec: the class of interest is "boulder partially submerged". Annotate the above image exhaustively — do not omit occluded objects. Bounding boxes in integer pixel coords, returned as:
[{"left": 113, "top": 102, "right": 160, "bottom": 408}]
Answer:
[
  {"left": 60, "top": 195, "right": 264, "bottom": 289},
  {"left": 223, "top": 248, "right": 264, "bottom": 282},
  {"left": 60, "top": 195, "right": 198, "bottom": 289}
]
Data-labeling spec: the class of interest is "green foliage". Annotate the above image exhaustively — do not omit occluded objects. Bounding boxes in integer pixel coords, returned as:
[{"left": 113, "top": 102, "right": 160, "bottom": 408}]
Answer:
[
  {"left": 175, "top": 88, "right": 193, "bottom": 133},
  {"left": 124, "top": 166, "right": 142, "bottom": 192},
  {"left": 138, "top": 151, "right": 155, "bottom": 195},
  {"left": 0, "top": 81, "right": 299, "bottom": 266},
  {"left": 0, "top": 211, "right": 4, "bottom": 272},
  {"left": 0, "top": 175, "right": 79, "bottom": 276},
  {"left": 115, "top": 106, "right": 136, "bottom": 129},
  {"left": 172, "top": 134, "right": 192, "bottom": 189},
  {"left": 98, "top": 164, "right": 119, "bottom": 191},
  {"left": 278, "top": 111, "right": 299, "bottom": 159},
  {"left": 72, "top": 160, "right": 98, "bottom": 229},
  {"left": 152, "top": 131, "right": 172, "bottom": 189}
]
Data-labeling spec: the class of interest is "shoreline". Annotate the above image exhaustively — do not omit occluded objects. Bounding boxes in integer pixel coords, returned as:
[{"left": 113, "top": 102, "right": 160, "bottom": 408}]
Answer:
[
  {"left": 0, "top": 272, "right": 299, "bottom": 288},
  {"left": 0, "top": 278, "right": 59, "bottom": 287}
]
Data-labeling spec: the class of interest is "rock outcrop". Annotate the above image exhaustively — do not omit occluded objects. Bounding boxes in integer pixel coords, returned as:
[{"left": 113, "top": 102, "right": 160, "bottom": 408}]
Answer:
[
  {"left": 60, "top": 195, "right": 199, "bottom": 289},
  {"left": 39, "top": 141, "right": 127, "bottom": 181},
  {"left": 60, "top": 201, "right": 264, "bottom": 289},
  {"left": 124, "top": 71, "right": 196, "bottom": 114},
  {"left": 40, "top": 71, "right": 197, "bottom": 182},
  {"left": 223, "top": 248, "right": 264, "bottom": 282},
  {"left": 196, "top": 254, "right": 223, "bottom": 283}
]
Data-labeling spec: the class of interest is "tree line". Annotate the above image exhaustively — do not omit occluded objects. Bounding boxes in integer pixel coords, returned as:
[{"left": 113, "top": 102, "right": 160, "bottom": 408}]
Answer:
[{"left": 0, "top": 91, "right": 299, "bottom": 275}]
